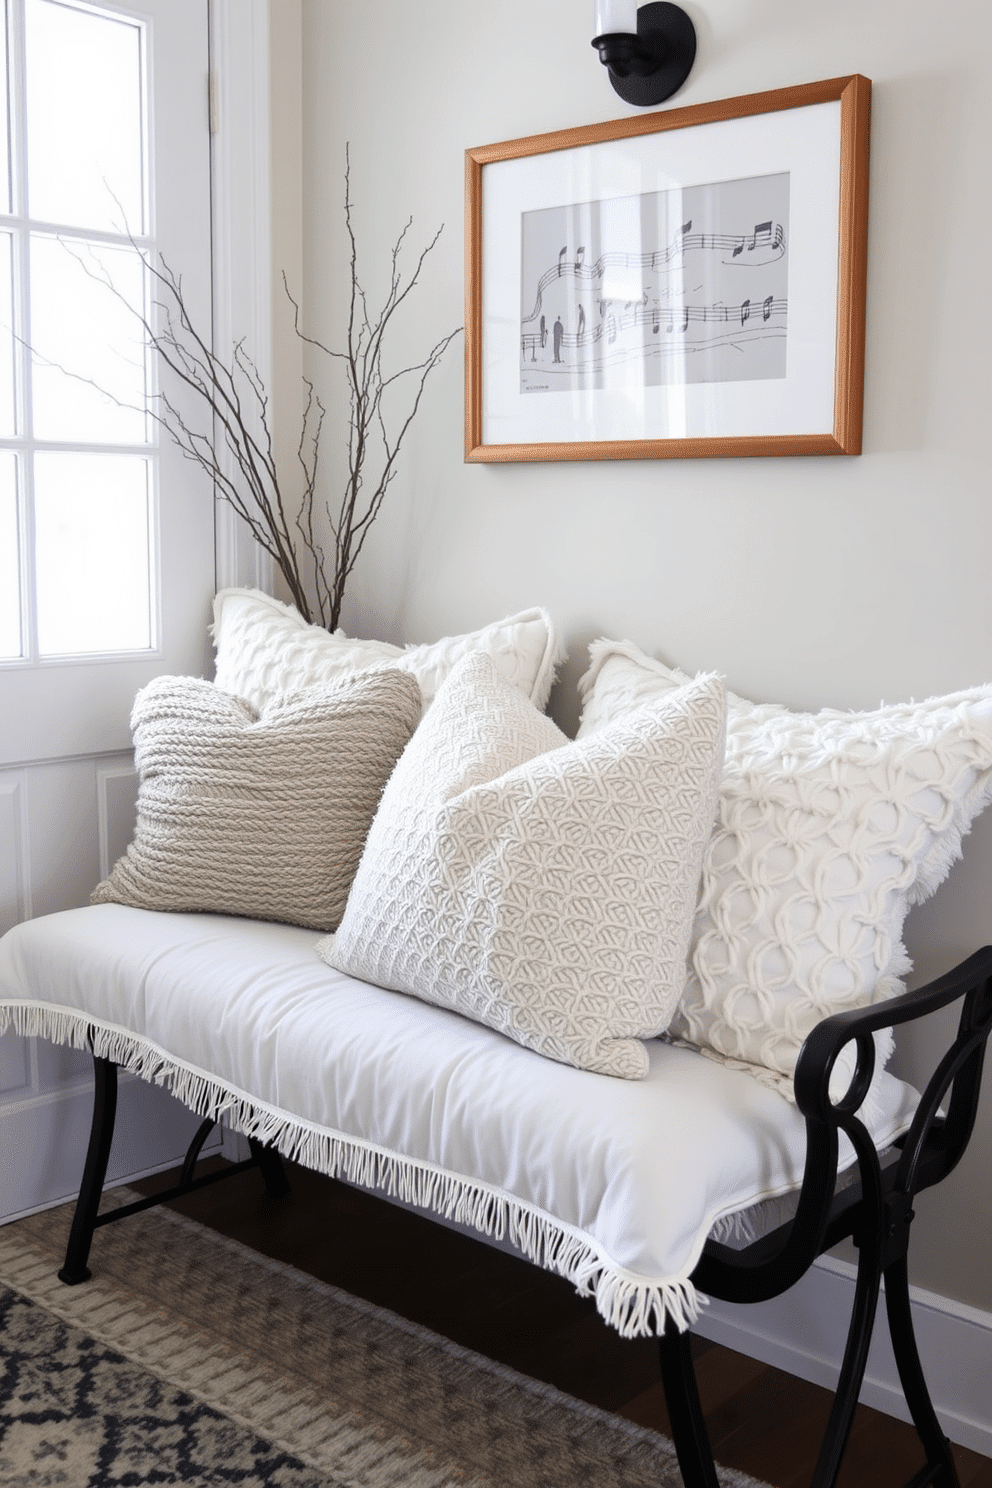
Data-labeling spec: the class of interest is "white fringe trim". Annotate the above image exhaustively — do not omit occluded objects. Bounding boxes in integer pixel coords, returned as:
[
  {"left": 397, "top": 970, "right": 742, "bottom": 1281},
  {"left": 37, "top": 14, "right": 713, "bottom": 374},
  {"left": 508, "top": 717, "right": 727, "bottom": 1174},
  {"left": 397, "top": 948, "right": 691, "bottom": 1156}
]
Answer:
[{"left": 0, "top": 1000, "right": 701, "bottom": 1340}]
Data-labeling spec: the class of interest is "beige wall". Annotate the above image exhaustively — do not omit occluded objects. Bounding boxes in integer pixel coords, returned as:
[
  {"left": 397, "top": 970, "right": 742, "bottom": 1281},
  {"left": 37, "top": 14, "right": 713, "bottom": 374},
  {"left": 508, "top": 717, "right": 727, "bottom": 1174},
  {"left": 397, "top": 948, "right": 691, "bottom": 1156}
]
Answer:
[
  {"left": 282, "top": 0, "right": 992, "bottom": 1311},
  {"left": 269, "top": 0, "right": 304, "bottom": 523}
]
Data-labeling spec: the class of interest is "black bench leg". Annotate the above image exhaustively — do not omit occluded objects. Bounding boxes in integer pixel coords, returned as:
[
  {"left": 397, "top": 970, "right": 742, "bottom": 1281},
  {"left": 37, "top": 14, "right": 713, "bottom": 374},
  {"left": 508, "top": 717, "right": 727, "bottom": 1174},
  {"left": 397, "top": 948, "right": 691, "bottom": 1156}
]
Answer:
[
  {"left": 658, "top": 1317, "right": 720, "bottom": 1488},
  {"left": 58, "top": 1056, "right": 118, "bottom": 1286},
  {"left": 884, "top": 1254, "right": 960, "bottom": 1488},
  {"left": 248, "top": 1136, "right": 290, "bottom": 1198},
  {"left": 809, "top": 1232, "right": 886, "bottom": 1488}
]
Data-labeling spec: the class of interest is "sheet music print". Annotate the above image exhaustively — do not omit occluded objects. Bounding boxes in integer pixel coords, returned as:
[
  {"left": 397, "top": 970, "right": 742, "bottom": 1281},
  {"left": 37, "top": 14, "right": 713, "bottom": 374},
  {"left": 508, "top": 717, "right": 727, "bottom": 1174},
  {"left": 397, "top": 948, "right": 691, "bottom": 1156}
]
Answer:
[{"left": 520, "top": 172, "right": 789, "bottom": 392}]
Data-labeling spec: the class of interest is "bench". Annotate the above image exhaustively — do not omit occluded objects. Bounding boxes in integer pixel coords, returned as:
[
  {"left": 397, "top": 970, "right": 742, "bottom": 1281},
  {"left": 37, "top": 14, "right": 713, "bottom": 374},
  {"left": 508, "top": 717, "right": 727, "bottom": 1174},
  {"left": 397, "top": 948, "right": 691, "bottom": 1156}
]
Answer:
[{"left": 2, "top": 593, "right": 992, "bottom": 1488}]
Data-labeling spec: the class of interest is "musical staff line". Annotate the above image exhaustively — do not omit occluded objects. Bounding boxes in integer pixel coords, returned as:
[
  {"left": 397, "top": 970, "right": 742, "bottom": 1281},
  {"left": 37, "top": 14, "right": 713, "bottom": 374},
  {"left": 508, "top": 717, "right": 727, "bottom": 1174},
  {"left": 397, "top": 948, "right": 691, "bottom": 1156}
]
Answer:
[
  {"left": 521, "top": 296, "right": 786, "bottom": 357},
  {"left": 522, "top": 218, "right": 786, "bottom": 326}
]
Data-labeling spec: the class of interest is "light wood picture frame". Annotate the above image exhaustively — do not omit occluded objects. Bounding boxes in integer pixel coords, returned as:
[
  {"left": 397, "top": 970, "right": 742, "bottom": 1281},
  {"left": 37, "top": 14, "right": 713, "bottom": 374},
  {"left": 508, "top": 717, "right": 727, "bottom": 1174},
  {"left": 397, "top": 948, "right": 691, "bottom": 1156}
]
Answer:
[{"left": 465, "top": 75, "right": 870, "bottom": 463}]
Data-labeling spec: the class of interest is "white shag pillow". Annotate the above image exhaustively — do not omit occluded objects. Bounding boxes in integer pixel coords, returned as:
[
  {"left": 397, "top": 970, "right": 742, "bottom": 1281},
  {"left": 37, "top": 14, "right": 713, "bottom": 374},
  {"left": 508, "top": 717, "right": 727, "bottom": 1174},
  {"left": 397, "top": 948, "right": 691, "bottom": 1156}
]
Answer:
[
  {"left": 92, "top": 669, "right": 423, "bottom": 932},
  {"left": 322, "top": 652, "right": 727, "bottom": 1079},
  {"left": 577, "top": 638, "right": 992, "bottom": 1097},
  {"left": 212, "top": 588, "right": 566, "bottom": 716}
]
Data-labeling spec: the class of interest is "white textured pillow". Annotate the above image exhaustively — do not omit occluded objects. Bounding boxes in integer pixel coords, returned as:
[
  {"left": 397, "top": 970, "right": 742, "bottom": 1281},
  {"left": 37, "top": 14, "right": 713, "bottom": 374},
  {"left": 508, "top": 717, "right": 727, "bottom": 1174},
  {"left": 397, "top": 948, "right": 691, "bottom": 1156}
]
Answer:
[
  {"left": 92, "top": 670, "right": 422, "bottom": 931},
  {"left": 212, "top": 588, "right": 565, "bottom": 716},
  {"left": 323, "top": 652, "right": 726, "bottom": 1079},
  {"left": 578, "top": 638, "right": 992, "bottom": 1096},
  {"left": 578, "top": 639, "right": 753, "bottom": 736}
]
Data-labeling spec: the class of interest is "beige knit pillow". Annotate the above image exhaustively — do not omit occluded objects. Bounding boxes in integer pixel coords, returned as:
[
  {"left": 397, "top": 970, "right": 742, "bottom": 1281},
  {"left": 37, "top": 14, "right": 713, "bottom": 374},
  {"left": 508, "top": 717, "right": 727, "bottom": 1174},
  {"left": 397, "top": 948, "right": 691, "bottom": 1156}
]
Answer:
[{"left": 92, "top": 669, "right": 422, "bottom": 931}]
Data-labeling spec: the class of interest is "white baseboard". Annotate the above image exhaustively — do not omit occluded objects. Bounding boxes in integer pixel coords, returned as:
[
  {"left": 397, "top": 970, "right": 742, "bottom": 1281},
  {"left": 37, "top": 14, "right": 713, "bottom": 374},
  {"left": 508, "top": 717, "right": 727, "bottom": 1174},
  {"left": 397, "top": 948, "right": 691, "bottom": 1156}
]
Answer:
[{"left": 692, "top": 1254, "right": 992, "bottom": 1459}]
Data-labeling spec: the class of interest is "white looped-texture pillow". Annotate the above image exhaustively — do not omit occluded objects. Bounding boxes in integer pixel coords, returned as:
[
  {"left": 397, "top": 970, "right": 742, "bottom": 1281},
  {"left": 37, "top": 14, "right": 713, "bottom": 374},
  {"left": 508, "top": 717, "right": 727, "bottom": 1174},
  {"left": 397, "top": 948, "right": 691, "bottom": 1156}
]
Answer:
[
  {"left": 92, "top": 669, "right": 423, "bottom": 932},
  {"left": 211, "top": 588, "right": 566, "bottom": 716},
  {"left": 322, "top": 652, "right": 727, "bottom": 1079},
  {"left": 577, "top": 638, "right": 992, "bottom": 1098}
]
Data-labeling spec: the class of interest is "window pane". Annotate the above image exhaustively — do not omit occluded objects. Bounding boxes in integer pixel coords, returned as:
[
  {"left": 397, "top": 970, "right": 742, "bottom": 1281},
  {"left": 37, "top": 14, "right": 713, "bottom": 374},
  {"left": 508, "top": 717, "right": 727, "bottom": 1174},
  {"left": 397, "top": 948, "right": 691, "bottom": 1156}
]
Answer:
[
  {"left": 0, "top": 452, "right": 20, "bottom": 658},
  {"left": 0, "top": 231, "right": 14, "bottom": 435},
  {"left": 30, "top": 234, "right": 147, "bottom": 444},
  {"left": 25, "top": 0, "right": 145, "bottom": 233},
  {"left": 34, "top": 452, "right": 153, "bottom": 656}
]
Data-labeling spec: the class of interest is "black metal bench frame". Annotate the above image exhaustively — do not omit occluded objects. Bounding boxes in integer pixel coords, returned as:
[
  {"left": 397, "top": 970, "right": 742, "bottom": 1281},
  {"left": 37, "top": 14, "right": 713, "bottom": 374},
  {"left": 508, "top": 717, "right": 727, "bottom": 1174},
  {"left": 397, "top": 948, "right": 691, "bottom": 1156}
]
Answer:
[{"left": 55, "top": 946, "right": 992, "bottom": 1488}]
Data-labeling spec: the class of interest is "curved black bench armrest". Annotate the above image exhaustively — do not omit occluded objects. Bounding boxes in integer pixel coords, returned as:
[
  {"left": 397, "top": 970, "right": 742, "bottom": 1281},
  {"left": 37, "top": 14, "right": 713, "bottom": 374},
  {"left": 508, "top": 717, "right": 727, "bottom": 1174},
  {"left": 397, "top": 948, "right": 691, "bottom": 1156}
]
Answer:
[
  {"left": 693, "top": 946, "right": 992, "bottom": 1304},
  {"left": 795, "top": 945, "right": 992, "bottom": 1195}
]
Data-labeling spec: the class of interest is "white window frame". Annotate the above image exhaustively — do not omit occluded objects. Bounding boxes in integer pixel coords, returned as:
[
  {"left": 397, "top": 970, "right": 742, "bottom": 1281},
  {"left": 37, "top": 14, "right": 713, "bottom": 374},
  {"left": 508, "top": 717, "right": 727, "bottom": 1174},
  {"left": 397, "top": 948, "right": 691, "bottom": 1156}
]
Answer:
[{"left": 0, "top": 0, "right": 275, "bottom": 667}]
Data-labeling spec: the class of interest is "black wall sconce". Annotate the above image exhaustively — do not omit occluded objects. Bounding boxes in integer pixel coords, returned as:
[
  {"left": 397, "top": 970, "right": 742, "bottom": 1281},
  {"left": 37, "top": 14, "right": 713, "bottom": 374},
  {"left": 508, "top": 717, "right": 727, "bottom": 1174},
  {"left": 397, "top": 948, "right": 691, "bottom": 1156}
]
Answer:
[{"left": 592, "top": 0, "right": 696, "bottom": 108}]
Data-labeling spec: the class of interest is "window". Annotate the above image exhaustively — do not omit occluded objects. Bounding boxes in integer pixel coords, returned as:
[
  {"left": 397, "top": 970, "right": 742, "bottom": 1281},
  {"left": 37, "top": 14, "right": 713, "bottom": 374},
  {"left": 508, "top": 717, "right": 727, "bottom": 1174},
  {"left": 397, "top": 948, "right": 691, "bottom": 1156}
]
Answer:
[
  {"left": 0, "top": 0, "right": 214, "bottom": 768},
  {"left": 0, "top": 0, "right": 165, "bottom": 664}
]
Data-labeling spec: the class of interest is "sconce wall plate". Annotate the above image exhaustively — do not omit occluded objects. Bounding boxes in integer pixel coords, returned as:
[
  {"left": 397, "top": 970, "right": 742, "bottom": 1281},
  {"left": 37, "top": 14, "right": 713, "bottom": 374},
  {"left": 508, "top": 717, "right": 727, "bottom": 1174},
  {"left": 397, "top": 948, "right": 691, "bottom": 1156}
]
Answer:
[{"left": 596, "top": 2, "right": 696, "bottom": 108}]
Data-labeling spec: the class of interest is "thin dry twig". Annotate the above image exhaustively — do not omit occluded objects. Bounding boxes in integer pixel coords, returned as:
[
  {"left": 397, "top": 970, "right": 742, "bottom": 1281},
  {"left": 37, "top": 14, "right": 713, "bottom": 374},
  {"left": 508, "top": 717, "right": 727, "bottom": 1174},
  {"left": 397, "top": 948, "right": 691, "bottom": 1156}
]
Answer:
[
  {"left": 283, "top": 145, "right": 461, "bottom": 628},
  {"left": 38, "top": 152, "right": 460, "bottom": 630}
]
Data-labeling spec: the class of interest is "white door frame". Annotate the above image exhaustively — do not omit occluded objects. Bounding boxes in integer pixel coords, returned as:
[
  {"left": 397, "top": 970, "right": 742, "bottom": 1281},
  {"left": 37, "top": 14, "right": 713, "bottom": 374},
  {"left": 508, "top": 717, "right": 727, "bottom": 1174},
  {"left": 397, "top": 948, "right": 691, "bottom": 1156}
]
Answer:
[
  {"left": 207, "top": 0, "right": 274, "bottom": 1164},
  {"left": 0, "top": 1, "right": 277, "bottom": 1218}
]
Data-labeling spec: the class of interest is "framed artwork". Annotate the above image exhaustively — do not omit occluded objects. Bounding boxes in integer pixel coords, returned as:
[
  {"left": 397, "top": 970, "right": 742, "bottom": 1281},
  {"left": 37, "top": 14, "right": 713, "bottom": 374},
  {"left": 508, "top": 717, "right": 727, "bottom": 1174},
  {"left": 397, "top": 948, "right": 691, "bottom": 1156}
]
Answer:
[{"left": 465, "top": 75, "right": 870, "bottom": 463}]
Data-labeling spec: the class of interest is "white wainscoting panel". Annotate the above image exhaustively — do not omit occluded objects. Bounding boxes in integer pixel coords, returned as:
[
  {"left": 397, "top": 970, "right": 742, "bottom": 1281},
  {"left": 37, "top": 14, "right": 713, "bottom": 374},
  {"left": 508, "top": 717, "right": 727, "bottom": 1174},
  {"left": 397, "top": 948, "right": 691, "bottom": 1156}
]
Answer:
[
  {"left": 97, "top": 762, "right": 138, "bottom": 880},
  {"left": 0, "top": 772, "right": 31, "bottom": 936},
  {"left": 2, "top": 1067, "right": 223, "bottom": 1225},
  {"left": 32, "top": 1036, "right": 95, "bottom": 1093},
  {"left": 22, "top": 757, "right": 104, "bottom": 923},
  {"left": 0, "top": 1024, "right": 28, "bottom": 1097},
  {"left": 0, "top": 751, "right": 223, "bottom": 1226}
]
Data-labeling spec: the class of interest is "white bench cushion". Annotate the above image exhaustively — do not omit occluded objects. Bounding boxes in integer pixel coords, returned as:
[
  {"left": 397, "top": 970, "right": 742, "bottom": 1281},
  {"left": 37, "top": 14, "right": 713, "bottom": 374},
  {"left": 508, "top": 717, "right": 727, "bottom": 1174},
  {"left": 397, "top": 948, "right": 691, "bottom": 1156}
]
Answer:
[{"left": 0, "top": 904, "right": 918, "bottom": 1338}]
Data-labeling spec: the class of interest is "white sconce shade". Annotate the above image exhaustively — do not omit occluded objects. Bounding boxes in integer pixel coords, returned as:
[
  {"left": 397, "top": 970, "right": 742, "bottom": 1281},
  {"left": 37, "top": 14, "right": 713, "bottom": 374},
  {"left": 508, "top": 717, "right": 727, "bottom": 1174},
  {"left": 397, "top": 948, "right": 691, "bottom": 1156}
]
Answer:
[{"left": 594, "top": 0, "right": 638, "bottom": 37}]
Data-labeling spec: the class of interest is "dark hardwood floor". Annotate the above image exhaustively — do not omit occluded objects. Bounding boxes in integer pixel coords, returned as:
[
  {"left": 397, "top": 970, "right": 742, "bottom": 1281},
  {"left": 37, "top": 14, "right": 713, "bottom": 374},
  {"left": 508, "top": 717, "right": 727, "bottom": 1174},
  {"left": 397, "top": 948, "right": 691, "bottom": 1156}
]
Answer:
[{"left": 135, "top": 1157, "right": 992, "bottom": 1488}]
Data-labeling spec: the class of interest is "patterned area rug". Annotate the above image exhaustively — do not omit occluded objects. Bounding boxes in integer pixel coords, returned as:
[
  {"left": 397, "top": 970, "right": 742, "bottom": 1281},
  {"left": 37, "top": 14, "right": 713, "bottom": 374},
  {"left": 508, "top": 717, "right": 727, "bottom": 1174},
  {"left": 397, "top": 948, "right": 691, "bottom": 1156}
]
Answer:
[{"left": 0, "top": 1190, "right": 770, "bottom": 1487}]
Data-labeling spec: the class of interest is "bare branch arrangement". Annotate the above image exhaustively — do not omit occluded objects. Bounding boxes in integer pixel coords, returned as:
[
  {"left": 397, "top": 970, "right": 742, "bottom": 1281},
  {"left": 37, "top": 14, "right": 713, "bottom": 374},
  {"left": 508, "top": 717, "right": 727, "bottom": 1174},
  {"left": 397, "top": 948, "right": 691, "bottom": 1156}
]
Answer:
[
  {"left": 287, "top": 149, "right": 462, "bottom": 630},
  {"left": 58, "top": 153, "right": 460, "bottom": 631}
]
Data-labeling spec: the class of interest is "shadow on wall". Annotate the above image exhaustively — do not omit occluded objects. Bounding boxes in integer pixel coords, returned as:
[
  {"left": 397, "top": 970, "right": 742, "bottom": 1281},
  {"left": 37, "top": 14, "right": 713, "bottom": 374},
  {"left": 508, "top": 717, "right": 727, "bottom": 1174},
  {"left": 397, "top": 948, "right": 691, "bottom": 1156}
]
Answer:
[{"left": 548, "top": 631, "right": 600, "bottom": 738}]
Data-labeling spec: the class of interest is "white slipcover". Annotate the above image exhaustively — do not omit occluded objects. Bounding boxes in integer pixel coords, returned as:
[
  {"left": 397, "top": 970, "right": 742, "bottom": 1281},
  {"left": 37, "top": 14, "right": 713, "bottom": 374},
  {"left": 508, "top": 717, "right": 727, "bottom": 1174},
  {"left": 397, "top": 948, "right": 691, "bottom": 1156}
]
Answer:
[{"left": 0, "top": 905, "right": 917, "bottom": 1338}]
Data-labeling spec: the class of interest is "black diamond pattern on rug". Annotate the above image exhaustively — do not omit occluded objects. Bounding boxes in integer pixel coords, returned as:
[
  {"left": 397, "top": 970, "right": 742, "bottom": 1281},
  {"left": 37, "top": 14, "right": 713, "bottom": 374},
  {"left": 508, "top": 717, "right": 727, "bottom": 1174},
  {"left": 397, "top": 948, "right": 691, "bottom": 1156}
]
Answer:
[{"left": 0, "top": 1288, "right": 328, "bottom": 1486}]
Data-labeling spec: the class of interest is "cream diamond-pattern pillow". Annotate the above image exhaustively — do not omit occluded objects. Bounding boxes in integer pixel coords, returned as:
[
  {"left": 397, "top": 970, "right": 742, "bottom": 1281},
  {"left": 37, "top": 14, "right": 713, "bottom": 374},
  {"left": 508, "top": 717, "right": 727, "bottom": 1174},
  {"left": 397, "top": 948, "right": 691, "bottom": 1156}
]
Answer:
[
  {"left": 323, "top": 653, "right": 726, "bottom": 1078},
  {"left": 577, "top": 638, "right": 992, "bottom": 1096}
]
